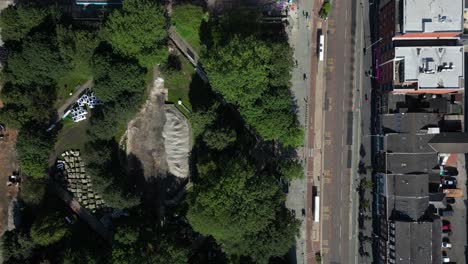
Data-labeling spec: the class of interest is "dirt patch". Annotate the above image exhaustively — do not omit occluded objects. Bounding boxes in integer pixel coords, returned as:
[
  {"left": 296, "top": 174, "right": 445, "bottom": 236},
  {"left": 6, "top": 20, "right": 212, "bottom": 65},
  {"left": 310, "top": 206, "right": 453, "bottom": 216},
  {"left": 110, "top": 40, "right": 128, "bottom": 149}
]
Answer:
[
  {"left": 0, "top": 129, "right": 19, "bottom": 235},
  {"left": 127, "top": 75, "right": 169, "bottom": 179},
  {"left": 126, "top": 69, "right": 191, "bottom": 218}
]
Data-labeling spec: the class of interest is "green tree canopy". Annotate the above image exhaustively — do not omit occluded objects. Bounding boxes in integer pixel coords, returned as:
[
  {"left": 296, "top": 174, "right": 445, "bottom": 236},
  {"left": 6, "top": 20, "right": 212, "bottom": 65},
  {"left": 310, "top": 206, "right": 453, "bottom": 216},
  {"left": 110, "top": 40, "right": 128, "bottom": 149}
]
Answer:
[
  {"left": 6, "top": 33, "right": 67, "bottom": 86},
  {"left": 242, "top": 87, "right": 303, "bottom": 146},
  {"left": 0, "top": 84, "right": 56, "bottom": 128},
  {"left": 16, "top": 127, "right": 55, "bottom": 179},
  {"left": 278, "top": 159, "right": 304, "bottom": 180},
  {"left": 30, "top": 211, "right": 68, "bottom": 246},
  {"left": 56, "top": 25, "right": 100, "bottom": 68},
  {"left": 104, "top": 0, "right": 167, "bottom": 67},
  {"left": 91, "top": 50, "right": 146, "bottom": 102},
  {"left": 187, "top": 156, "right": 281, "bottom": 243},
  {"left": 1, "top": 230, "right": 35, "bottom": 263},
  {"left": 202, "top": 127, "right": 237, "bottom": 150},
  {"left": 20, "top": 178, "right": 46, "bottom": 205},
  {"left": 203, "top": 36, "right": 272, "bottom": 105},
  {"left": 223, "top": 209, "right": 299, "bottom": 264},
  {"left": 0, "top": 3, "right": 48, "bottom": 42}
]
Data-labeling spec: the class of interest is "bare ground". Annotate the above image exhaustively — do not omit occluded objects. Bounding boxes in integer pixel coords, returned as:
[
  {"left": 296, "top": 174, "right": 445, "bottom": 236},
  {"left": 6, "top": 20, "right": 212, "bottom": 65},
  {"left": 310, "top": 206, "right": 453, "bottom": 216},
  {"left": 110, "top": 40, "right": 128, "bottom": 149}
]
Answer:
[
  {"left": 126, "top": 73, "right": 169, "bottom": 180},
  {"left": 126, "top": 69, "right": 191, "bottom": 218},
  {"left": 0, "top": 129, "right": 19, "bottom": 236}
]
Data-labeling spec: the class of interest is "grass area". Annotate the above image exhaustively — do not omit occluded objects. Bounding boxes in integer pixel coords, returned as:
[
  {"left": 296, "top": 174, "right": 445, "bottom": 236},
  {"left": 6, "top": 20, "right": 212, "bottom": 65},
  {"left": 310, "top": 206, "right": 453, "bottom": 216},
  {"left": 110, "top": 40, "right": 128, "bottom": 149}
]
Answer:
[
  {"left": 162, "top": 55, "right": 194, "bottom": 116},
  {"left": 51, "top": 119, "right": 89, "bottom": 165},
  {"left": 171, "top": 4, "right": 207, "bottom": 54},
  {"left": 55, "top": 62, "right": 92, "bottom": 108}
]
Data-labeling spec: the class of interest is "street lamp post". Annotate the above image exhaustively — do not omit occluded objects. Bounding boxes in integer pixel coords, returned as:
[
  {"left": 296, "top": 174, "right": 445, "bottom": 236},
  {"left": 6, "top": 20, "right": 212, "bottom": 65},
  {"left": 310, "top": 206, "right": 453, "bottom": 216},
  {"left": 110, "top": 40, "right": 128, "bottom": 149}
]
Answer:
[{"left": 363, "top": 37, "right": 382, "bottom": 54}]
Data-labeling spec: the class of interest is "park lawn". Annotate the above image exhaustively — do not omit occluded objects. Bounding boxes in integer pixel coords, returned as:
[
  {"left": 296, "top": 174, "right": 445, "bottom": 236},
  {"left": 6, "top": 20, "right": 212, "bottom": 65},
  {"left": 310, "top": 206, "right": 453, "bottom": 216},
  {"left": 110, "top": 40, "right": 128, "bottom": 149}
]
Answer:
[
  {"left": 55, "top": 62, "right": 92, "bottom": 109},
  {"left": 163, "top": 55, "right": 194, "bottom": 115},
  {"left": 51, "top": 118, "right": 89, "bottom": 165},
  {"left": 171, "top": 4, "right": 207, "bottom": 54}
]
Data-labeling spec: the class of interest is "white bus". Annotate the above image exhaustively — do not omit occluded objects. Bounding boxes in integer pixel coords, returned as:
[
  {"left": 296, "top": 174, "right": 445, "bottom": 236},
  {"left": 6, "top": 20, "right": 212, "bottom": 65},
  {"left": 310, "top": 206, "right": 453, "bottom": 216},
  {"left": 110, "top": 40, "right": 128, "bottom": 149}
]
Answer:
[
  {"left": 314, "top": 196, "right": 320, "bottom": 222},
  {"left": 319, "top": 34, "right": 325, "bottom": 61}
]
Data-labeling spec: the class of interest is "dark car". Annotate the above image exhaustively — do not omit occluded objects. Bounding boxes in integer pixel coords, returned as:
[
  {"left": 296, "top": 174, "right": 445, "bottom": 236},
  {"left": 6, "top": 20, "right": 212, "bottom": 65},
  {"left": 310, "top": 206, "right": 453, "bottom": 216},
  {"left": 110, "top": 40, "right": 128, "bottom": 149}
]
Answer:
[
  {"left": 440, "top": 210, "right": 454, "bottom": 217},
  {"left": 446, "top": 197, "right": 456, "bottom": 204},
  {"left": 443, "top": 167, "right": 458, "bottom": 176}
]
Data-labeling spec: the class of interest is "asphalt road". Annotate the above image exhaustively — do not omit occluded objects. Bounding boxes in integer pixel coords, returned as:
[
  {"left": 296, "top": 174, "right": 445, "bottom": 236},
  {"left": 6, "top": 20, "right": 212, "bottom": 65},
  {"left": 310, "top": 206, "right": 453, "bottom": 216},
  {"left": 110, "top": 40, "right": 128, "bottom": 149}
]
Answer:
[{"left": 319, "top": 0, "right": 370, "bottom": 262}]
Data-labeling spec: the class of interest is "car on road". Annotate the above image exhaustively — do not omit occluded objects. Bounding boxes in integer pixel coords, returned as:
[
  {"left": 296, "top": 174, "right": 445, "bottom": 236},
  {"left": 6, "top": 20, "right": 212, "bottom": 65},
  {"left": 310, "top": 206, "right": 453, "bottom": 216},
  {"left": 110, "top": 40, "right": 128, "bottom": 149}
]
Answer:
[{"left": 442, "top": 242, "right": 452, "bottom": 248}]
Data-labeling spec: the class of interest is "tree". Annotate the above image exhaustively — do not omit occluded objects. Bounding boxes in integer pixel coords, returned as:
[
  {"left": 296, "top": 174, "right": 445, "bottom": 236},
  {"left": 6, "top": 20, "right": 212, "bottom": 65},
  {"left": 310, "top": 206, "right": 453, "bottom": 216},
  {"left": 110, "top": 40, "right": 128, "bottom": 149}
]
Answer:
[
  {"left": 149, "top": 239, "right": 189, "bottom": 264},
  {"left": 278, "top": 160, "right": 304, "bottom": 180},
  {"left": 0, "top": 3, "right": 48, "bottom": 42},
  {"left": 6, "top": 33, "right": 67, "bottom": 86},
  {"left": 20, "top": 178, "right": 46, "bottom": 205},
  {"left": 187, "top": 156, "right": 282, "bottom": 243},
  {"left": 203, "top": 36, "right": 272, "bottom": 105},
  {"left": 30, "top": 212, "right": 68, "bottom": 246},
  {"left": 1, "top": 230, "right": 35, "bottom": 262},
  {"left": 190, "top": 102, "right": 219, "bottom": 138},
  {"left": 0, "top": 84, "right": 56, "bottom": 128},
  {"left": 56, "top": 25, "right": 100, "bottom": 68},
  {"left": 104, "top": 0, "right": 167, "bottom": 67},
  {"left": 16, "top": 127, "right": 55, "bottom": 179},
  {"left": 242, "top": 88, "right": 303, "bottom": 147},
  {"left": 202, "top": 127, "right": 237, "bottom": 150},
  {"left": 223, "top": 209, "right": 299, "bottom": 264},
  {"left": 91, "top": 50, "right": 146, "bottom": 102}
]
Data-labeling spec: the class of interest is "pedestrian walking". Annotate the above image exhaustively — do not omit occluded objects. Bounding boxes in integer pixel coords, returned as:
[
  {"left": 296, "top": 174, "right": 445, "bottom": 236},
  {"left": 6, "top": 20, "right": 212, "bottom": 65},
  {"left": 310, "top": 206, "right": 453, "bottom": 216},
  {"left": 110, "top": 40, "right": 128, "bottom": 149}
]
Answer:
[
  {"left": 305, "top": 12, "right": 309, "bottom": 18},
  {"left": 295, "top": 60, "right": 298, "bottom": 67},
  {"left": 303, "top": 73, "right": 307, "bottom": 80}
]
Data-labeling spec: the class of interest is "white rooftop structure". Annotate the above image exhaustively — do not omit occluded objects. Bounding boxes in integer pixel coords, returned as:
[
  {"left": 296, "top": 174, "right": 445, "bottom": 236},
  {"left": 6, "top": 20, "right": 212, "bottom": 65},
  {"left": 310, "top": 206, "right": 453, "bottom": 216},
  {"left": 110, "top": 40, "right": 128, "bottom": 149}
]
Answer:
[
  {"left": 403, "top": 0, "right": 463, "bottom": 33},
  {"left": 394, "top": 46, "right": 464, "bottom": 89}
]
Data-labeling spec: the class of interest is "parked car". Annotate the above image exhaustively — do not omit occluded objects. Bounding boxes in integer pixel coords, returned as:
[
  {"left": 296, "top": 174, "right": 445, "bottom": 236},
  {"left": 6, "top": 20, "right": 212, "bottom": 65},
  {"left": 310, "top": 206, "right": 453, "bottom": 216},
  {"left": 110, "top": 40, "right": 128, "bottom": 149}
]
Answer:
[
  {"left": 441, "top": 177, "right": 457, "bottom": 186},
  {"left": 442, "top": 229, "right": 452, "bottom": 234},
  {"left": 440, "top": 210, "right": 454, "bottom": 217},
  {"left": 443, "top": 167, "right": 458, "bottom": 176},
  {"left": 442, "top": 242, "right": 452, "bottom": 248},
  {"left": 442, "top": 256, "right": 450, "bottom": 263},
  {"left": 442, "top": 224, "right": 451, "bottom": 231},
  {"left": 446, "top": 197, "right": 456, "bottom": 204}
]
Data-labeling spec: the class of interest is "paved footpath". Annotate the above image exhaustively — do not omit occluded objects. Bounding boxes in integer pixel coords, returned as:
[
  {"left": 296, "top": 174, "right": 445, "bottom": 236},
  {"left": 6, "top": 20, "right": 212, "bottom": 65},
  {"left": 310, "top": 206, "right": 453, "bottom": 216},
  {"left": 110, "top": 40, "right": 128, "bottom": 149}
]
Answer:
[{"left": 304, "top": 0, "right": 326, "bottom": 263}]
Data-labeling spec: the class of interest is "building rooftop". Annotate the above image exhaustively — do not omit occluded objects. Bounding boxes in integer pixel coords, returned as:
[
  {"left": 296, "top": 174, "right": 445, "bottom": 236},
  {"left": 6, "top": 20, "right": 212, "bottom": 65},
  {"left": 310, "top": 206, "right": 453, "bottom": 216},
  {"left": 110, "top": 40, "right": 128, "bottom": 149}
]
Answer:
[
  {"left": 428, "top": 132, "right": 468, "bottom": 153},
  {"left": 385, "top": 174, "right": 429, "bottom": 220},
  {"left": 403, "top": 0, "right": 463, "bottom": 33},
  {"left": 394, "top": 46, "right": 464, "bottom": 90},
  {"left": 382, "top": 113, "right": 443, "bottom": 134},
  {"left": 386, "top": 153, "right": 438, "bottom": 174},
  {"left": 391, "top": 220, "right": 441, "bottom": 264},
  {"left": 385, "top": 133, "right": 436, "bottom": 153}
]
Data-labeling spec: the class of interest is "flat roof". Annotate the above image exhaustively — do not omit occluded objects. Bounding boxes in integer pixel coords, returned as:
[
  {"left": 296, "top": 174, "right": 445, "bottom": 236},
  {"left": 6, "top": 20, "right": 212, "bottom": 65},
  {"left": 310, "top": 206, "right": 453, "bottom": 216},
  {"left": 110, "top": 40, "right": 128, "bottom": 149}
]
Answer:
[
  {"left": 385, "top": 134, "right": 436, "bottom": 153},
  {"left": 386, "top": 153, "right": 438, "bottom": 174},
  {"left": 382, "top": 113, "right": 443, "bottom": 134},
  {"left": 393, "top": 220, "right": 441, "bottom": 264},
  {"left": 394, "top": 46, "right": 464, "bottom": 89},
  {"left": 403, "top": 0, "right": 463, "bottom": 33}
]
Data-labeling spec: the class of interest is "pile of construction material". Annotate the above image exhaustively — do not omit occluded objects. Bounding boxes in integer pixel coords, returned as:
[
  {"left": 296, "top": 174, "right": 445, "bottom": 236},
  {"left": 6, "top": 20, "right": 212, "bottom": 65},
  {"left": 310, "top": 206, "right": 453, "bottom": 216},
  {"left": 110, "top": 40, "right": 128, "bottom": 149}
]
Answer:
[{"left": 55, "top": 150, "right": 105, "bottom": 213}]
